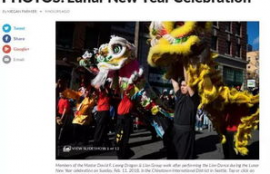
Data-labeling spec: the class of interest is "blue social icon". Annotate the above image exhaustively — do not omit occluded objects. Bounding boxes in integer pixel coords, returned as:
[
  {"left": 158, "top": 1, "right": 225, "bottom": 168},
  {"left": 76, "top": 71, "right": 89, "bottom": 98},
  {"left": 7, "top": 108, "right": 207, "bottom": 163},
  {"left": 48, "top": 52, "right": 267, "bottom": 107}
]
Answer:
[
  {"left": 3, "top": 34, "right": 11, "bottom": 43},
  {"left": 3, "top": 24, "right": 12, "bottom": 33}
]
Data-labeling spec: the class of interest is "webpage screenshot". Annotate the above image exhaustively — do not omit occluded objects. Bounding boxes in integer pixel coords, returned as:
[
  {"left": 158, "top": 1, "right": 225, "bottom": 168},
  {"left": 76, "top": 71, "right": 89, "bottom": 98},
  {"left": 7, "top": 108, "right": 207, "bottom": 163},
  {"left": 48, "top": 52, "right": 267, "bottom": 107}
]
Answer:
[{"left": 0, "top": 1, "right": 269, "bottom": 174}]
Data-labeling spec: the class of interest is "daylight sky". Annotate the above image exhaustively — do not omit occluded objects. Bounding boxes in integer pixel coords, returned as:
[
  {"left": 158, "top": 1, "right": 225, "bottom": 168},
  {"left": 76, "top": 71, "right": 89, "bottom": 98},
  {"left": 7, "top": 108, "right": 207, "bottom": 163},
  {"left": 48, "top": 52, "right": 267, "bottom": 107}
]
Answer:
[{"left": 247, "top": 22, "right": 259, "bottom": 51}]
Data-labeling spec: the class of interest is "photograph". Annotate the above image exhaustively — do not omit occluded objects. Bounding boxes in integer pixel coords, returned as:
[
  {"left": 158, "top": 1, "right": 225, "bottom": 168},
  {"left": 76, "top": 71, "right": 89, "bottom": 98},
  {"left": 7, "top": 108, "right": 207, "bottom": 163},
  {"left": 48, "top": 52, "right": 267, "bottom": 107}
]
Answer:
[{"left": 55, "top": 21, "right": 259, "bottom": 160}]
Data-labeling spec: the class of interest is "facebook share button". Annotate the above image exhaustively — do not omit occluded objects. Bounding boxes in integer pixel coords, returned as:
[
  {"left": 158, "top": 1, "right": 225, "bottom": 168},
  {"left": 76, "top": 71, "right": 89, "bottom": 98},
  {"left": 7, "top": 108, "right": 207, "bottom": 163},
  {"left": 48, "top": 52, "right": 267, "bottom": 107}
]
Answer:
[{"left": 3, "top": 34, "right": 12, "bottom": 43}]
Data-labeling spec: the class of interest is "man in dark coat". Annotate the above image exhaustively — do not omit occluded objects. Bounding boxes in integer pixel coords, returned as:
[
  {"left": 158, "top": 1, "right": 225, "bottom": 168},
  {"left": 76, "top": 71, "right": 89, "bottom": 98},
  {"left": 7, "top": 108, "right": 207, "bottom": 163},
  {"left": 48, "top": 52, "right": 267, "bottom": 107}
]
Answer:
[{"left": 168, "top": 67, "right": 200, "bottom": 159}]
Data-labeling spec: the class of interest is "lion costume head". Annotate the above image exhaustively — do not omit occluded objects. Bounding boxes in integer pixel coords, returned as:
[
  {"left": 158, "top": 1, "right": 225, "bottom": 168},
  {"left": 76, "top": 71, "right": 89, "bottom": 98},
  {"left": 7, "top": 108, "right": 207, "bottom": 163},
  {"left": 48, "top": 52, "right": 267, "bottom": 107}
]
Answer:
[
  {"left": 147, "top": 21, "right": 259, "bottom": 156},
  {"left": 91, "top": 36, "right": 137, "bottom": 88}
]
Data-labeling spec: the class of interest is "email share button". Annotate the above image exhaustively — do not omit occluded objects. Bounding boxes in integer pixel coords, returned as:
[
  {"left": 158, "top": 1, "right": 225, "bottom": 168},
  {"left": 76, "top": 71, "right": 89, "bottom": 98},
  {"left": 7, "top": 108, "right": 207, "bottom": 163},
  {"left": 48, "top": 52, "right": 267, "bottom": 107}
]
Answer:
[{"left": 3, "top": 55, "right": 11, "bottom": 64}]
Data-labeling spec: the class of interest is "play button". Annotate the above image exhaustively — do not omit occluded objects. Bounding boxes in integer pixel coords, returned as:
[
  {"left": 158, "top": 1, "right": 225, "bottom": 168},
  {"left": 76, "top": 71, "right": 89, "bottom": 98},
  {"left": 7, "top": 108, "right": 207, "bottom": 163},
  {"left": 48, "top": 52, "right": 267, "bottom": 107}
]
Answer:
[
  {"left": 2, "top": 45, "right": 11, "bottom": 53},
  {"left": 2, "top": 55, "right": 11, "bottom": 64}
]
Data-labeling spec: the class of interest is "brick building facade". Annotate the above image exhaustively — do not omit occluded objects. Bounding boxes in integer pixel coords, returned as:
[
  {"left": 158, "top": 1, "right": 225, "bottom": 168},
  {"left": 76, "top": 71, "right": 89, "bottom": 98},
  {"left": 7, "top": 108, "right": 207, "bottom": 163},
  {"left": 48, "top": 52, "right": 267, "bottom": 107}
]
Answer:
[{"left": 209, "top": 22, "right": 248, "bottom": 89}]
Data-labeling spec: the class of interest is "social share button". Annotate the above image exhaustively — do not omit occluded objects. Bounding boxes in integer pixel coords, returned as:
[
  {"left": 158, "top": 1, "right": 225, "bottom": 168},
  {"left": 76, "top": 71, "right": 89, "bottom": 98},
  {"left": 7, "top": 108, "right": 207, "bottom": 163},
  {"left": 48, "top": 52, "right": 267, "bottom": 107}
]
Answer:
[
  {"left": 2, "top": 45, "right": 12, "bottom": 54},
  {"left": 2, "top": 55, "right": 11, "bottom": 64},
  {"left": 2, "top": 24, "right": 12, "bottom": 33},
  {"left": 3, "top": 34, "right": 12, "bottom": 43}
]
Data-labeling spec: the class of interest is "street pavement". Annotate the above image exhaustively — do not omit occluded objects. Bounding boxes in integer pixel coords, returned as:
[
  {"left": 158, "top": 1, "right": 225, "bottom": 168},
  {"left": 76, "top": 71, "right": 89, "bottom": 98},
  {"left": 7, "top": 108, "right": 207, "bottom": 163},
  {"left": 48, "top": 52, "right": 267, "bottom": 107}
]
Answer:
[{"left": 57, "top": 128, "right": 259, "bottom": 160}]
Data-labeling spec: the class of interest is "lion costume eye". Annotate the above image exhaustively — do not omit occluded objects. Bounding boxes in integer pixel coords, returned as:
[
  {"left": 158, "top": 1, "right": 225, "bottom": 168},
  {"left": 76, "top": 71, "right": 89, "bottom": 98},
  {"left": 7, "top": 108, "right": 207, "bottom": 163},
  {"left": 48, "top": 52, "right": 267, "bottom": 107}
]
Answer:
[{"left": 112, "top": 44, "right": 122, "bottom": 54}]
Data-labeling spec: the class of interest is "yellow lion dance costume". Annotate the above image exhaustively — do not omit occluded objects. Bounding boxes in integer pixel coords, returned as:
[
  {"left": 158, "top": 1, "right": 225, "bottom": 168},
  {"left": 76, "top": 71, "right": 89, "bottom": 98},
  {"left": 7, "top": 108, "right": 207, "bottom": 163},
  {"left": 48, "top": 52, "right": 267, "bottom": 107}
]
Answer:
[{"left": 147, "top": 21, "right": 259, "bottom": 156}]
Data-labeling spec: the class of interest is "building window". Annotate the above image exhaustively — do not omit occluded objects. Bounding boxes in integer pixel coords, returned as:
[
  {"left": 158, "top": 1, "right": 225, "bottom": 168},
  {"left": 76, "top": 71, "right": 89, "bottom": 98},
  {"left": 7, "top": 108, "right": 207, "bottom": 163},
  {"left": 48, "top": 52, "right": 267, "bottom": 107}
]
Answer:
[
  {"left": 226, "top": 41, "right": 231, "bottom": 55},
  {"left": 236, "top": 44, "right": 241, "bottom": 57},
  {"left": 256, "top": 57, "right": 259, "bottom": 60},
  {"left": 211, "top": 36, "right": 218, "bottom": 51},
  {"left": 224, "top": 67, "right": 234, "bottom": 82},
  {"left": 255, "top": 69, "right": 259, "bottom": 74},
  {"left": 223, "top": 66, "right": 243, "bottom": 86},
  {"left": 235, "top": 70, "right": 243, "bottom": 84},
  {"left": 225, "top": 22, "right": 232, "bottom": 32},
  {"left": 236, "top": 22, "right": 241, "bottom": 36}
]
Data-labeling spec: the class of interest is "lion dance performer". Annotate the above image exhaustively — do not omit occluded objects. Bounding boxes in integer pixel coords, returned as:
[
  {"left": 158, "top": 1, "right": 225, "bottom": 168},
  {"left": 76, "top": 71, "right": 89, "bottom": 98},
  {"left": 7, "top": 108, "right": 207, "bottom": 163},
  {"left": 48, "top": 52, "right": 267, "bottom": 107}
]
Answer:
[
  {"left": 147, "top": 21, "right": 259, "bottom": 159},
  {"left": 91, "top": 36, "right": 172, "bottom": 159}
]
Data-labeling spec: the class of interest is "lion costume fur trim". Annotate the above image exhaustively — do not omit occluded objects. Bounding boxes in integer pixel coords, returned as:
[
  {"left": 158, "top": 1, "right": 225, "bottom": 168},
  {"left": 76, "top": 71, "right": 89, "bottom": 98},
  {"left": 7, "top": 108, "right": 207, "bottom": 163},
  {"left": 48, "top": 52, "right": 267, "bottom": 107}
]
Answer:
[{"left": 147, "top": 21, "right": 259, "bottom": 156}]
